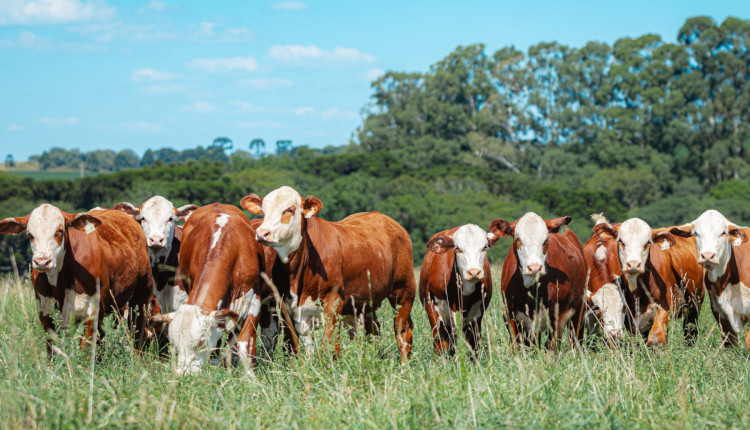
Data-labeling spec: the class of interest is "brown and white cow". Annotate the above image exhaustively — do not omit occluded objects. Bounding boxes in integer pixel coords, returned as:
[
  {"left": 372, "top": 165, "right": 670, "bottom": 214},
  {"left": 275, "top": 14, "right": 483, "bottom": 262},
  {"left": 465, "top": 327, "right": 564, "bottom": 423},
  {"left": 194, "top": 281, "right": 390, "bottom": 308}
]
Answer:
[
  {"left": 489, "top": 212, "right": 586, "bottom": 349},
  {"left": 114, "top": 196, "right": 197, "bottom": 313},
  {"left": 671, "top": 209, "right": 750, "bottom": 348},
  {"left": 0, "top": 205, "right": 154, "bottom": 354},
  {"left": 419, "top": 224, "right": 496, "bottom": 355},
  {"left": 240, "top": 186, "right": 417, "bottom": 359},
  {"left": 149, "top": 203, "right": 272, "bottom": 375},
  {"left": 596, "top": 217, "right": 704, "bottom": 345},
  {"left": 582, "top": 214, "right": 626, "bottom": 342}
]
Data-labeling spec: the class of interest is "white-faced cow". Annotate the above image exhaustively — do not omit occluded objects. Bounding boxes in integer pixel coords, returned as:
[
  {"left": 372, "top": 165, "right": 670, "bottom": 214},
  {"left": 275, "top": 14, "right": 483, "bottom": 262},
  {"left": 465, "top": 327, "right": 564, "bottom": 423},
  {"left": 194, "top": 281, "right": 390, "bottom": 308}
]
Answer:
[
  {"left": 593, "top": 217, "right": 704, "bottom": 346},
  {"left": 114, "top": 196, "right": 197, "bottom": 313},
  {"left": 671, "top": 209, "right": 750, "bottom": 348},
  {"left": 149, "top": 203, "right": 273, "bottom": 375},
  {"left": 489, "top": 212, "right": 586, "bottom": 349},
  {"left": 419, "top": 224, "right": 496, "bottom": 355},
  {"left": 0, "top": 205, "right": 154, "bottom": 354},
  {"left": 240, "top": 186, "right": 417, "bottom": 359}
]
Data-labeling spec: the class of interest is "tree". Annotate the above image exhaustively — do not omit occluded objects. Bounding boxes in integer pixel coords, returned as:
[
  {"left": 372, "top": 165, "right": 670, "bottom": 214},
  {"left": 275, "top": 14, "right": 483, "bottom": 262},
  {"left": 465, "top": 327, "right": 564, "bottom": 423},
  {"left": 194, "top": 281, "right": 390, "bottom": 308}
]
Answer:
[
  {"left": 275, "top": 140, "right": 293, "bottom": 155},
  {"left": 4, "top": 154, "right": 13, "bottom": 168},
  {"left": 212, "top": 137, "right": 234, "bottom": 152},
  {"left": 249, "top": 139, "right": 266, "bottom": 157}
]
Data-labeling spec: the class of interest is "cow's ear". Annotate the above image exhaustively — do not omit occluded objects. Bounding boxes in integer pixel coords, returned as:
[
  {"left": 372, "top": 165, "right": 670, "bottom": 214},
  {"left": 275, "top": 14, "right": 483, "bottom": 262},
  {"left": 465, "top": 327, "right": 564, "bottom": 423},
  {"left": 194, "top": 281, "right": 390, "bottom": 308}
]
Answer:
[
  {"left": 211, "top": 309, "right": 239, "bottom": 331},
  {"left": 241, "top": 194, "right": 264, "bottom": 215},
  {"left": 66, "top": 213, "right": 102, "bottom": 231},
  {"left": 488, "top": 219, "right": 515, "bottom": 238},
  {"left": 426, "top": 235, "right": 454, "bottom": 254},
  {"left": 592, "top": 220, "right": 617, "bottom": 238},
  {"left": 175, "top": 204, "right": 198, "bottom": 222},
  {"left": 113, "top": 202, "right": 142, "bottom": 221},
  {"left": 546, "top": 216, "right": 572, "bottom": 233},
  {"left": 0, "top": 216, "right": 29, "bottom": 235},
  {"left": 302, "top": 195, "right": 323, "bottom": 219},
  {"left": 669, "top": 224, "right": 694, "bottom": 238},
  {"left": 487, "top": 231, "right": 500, "bottom": 248},
  {"left": 652, "top": 231, "right": 676, "bottom": 249},
  {"left": 729, "top": 226, "right": 748, "bottom": 245},
  {"left": 149, "top": 312, "right": 174, "bottom": 331}
]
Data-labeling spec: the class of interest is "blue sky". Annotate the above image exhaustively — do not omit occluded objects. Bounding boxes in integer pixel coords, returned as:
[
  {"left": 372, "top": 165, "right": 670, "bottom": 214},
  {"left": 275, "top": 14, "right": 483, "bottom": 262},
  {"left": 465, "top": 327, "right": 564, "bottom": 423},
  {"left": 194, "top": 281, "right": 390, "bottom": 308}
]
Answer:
[{"left": 1, "top": 0, "right": 749, "bottom": 161}]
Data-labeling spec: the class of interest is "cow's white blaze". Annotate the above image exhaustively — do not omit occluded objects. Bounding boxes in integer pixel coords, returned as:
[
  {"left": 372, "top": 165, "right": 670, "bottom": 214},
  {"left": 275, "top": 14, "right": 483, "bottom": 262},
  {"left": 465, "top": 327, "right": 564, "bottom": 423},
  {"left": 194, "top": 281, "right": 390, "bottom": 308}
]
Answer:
[
  {"left": 617, "top": 218, "right": 652, "bottom": 290},
  {"left": 154, "top": 284, "right": 189, "bottom": 313},
  {"left": 684, "top": 210, "right": 734, "bottom": 282},
  {"left": 595, "top": 244, "right": 607, "bottom": 261},
  {"left": 589, "top": 282, "right": 625, "bottom": 336},
  {"left": 167, "top": 305, "right": 232, "bottom": 375},
  {"left": 254, "top": 186, "right": 306, "bottom": 263},
  {"left": 514, "top": 212, "right": 549, "bottom": 286},
  {"left": 26, "top": 204, "right": 67, "bottom": 285},
  {"left": 451, "top": 224, "right": 489, "bottom": 287},
  {"left": 210, "top": 212, "right": 230, "bottom": 250},
  {"left": 139, "top": 196, "right": 178, "bottom": 263}
]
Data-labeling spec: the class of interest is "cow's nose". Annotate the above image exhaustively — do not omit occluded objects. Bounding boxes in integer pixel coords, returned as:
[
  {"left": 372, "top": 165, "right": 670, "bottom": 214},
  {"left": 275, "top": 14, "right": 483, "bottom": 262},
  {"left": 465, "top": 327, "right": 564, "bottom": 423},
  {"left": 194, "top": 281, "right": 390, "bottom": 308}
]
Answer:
[
  {"left": 466, "top": 268, "right": 482, "bottom": 280},
  {"left": 33, "top": 257, "right": 51, "bottom": 269},
  {"left": 256, "top": 229, "right": 271, "bottom": 243},
  {"left": 607, "top": 330, "right": 622, "bottom": 342},
  {"left": 699, "top": 252, "right": 717, "bottom": 265},
  {"left": 149, "top": 237, "right": 165, "bottom": 247},
  {"left": 526, "top": 264, "right": 542, "bottom": 275},
  {"left": 625, "top": 261, "right": 642, "bottom": 273}
]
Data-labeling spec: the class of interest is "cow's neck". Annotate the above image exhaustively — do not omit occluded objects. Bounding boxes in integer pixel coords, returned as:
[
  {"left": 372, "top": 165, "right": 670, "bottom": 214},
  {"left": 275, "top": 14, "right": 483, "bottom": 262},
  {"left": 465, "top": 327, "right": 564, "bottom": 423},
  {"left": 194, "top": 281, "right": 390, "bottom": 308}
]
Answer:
[
  {"left": 46, "top": 231, "right": 75, "bottom": 287},
  {"left": 285, "top": 217, "right": 312, "bottom": 296},
  {"left": 707, "top": 249, "right": 736, "bottom": 296}
]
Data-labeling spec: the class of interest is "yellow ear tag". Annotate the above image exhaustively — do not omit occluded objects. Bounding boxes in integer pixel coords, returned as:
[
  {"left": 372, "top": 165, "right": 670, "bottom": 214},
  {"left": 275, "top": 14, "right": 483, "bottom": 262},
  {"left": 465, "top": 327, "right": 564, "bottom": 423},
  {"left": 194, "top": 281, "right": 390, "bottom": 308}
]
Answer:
[
  {"left": 660, "top": 241, "right": 670, "bottom": 250},
  {"left": 84, "top": 221, "right": 96, "bottom": 234},
  {"left": 734, "top": 237, "right": 742, "bottom": 247}
]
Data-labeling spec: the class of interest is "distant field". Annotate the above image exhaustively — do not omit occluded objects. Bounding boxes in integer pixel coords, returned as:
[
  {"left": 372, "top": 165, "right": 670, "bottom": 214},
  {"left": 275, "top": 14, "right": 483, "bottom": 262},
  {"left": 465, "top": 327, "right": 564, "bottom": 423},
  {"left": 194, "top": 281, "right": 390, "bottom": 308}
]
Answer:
[
  {"left": 0, "top": 276, "right": 748, "bottom": 428},
  {"left": 1, "top": 162, "right": 96, "bottom": 180}
]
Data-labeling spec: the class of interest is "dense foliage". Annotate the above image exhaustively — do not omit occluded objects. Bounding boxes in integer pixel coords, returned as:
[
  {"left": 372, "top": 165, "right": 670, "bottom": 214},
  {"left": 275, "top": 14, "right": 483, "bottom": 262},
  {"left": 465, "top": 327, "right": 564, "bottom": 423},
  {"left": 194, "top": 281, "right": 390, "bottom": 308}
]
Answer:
[{"left": 2, "top": 15, "right": 750, "bottom": 271}]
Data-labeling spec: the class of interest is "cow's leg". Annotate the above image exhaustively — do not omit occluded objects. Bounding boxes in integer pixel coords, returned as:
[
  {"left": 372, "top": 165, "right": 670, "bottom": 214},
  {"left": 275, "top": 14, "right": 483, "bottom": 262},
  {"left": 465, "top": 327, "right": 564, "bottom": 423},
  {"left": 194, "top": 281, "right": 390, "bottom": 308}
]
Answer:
[
  {"left": 461, "top": 300, "right": 484, "bottom": 356},
  {"left": 322, "top": 293, "right": 343, "bottom": 357},
  {"left": 745, "top": 325, "right": 750, "bottom": 351},
  {"left": 424, "top": 299, "right": 452, "bottom": 355},
  {"left": 364, "top": 305, "right": 380, "bottom": 337},
  {"left": 236, "top": 313, "right": 260, "bottom": 373},
  {"left": 258, "top": 303, "right": 280, "bottom": 359},
  {"left": 390, "top": 279, "right": 416, "bottom": 361},
  {"left": 647, "top": 307, "right": 669, "bottom": 346},
  {"left": 682, "top": 296, "right": 700, "bottom": 346}
]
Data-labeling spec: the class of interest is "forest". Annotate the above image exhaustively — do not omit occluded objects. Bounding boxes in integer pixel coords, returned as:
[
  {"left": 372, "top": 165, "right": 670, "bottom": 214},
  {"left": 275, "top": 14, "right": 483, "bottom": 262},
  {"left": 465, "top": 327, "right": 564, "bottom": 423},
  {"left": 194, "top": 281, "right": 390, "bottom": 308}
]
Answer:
[{"left": 2, "top": 15, "right": 750, "bottom": 270}]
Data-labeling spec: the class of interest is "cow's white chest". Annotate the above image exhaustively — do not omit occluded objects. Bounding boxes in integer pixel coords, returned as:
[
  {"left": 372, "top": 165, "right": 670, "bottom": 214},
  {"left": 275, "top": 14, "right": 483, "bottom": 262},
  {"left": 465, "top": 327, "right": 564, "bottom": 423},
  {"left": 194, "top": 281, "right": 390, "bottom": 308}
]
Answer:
[
  {"left": 712, "top": 282, "right": 750, "bottom": 334},
  {"left": 154, "top": 284, "right": 189, "bottom": 313},
  {"left": 433, "top": 298, "right": 455, "bottom": 331},
  {"left": 61, "top": 289, "right": 97, "bottom": 329}
]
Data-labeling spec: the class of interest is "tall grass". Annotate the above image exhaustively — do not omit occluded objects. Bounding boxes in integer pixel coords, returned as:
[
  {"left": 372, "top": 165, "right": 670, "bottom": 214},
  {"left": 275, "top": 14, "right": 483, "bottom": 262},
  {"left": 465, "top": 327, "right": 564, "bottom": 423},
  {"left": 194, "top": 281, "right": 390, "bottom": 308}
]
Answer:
[{"left": 0, "top": 275, "right": 748, "bottom": 429}]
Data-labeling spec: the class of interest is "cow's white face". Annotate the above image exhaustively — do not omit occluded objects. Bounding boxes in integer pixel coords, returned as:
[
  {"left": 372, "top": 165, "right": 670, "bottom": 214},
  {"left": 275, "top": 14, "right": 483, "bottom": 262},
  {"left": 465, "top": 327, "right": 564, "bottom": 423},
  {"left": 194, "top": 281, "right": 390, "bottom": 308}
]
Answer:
[
  {"left": 680, "top": 210, "right": 735, "bottom": 282},
  {"left": 27, "top": 204, "right": 67, "bottom": 276},
  {"left": 452, "top": 224, "right": 491, "bottom": 283},
  {"left": 514, "top": 213, "right": 549, "bottom": 284},
  {"left": 140, "top": 196, "right": 176, "bottom": 253},
  {"left": 164, "top": 305, "right": 235, "bottom": 375},
  {"left": 616, "top": 218, "right": 652, "bottom": 279},
  {"left": 589, "top": 282, "right": 625, "bottom": 339},
  {"left": 243, "top": 186, "right": 322, "bottom": 264}
]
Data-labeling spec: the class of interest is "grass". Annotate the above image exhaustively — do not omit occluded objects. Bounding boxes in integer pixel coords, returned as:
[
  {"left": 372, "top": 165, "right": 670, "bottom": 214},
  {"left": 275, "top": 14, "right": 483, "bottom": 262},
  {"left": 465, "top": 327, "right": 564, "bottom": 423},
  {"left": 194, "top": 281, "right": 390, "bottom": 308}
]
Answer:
[{"left": 1, "top": 275, "right": 749, "bottom": 429}]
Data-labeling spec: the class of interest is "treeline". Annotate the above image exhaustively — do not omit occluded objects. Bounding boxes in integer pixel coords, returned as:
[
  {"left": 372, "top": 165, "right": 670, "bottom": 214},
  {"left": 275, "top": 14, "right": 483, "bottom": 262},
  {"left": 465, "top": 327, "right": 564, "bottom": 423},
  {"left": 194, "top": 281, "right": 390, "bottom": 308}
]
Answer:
[{"left": 2, "top": 15, "right": 750, "bottom": 270}]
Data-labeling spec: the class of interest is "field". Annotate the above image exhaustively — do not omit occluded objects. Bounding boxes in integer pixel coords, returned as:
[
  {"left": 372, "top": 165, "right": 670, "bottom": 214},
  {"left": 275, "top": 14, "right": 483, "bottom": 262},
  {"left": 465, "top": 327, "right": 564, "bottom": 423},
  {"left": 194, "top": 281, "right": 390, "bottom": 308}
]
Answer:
[
  {"left": 1, "top": 162, "right": 87, "bottom": 181},
  {"left": 1, "top": 275, "right": 749, "bottom": 429}
]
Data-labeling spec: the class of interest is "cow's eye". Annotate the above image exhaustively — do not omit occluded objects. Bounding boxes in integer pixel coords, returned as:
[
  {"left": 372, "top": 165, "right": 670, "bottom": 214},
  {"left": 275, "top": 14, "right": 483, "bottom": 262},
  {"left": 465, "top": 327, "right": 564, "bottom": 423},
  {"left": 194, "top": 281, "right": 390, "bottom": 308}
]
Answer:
[
  {"left": 721, "top": 232, "right": 727, "bottom": 236},
  {"left": 454, "top": 247, "right": 462, "bottom": 254},
  {"left": 169, "top": 216, "right": 174, "bottom": 222},
  {"left": 643, "top": 242, "right": 650, "bottom": 250},
  {"left": 514, "top": 238, "right": 522, "bottom": 249},
  {"left": 57, "top": 228, "right": 64, "bottom": 234},
  {"left": 484, "top": 244, "right": 489, "bottom": 250}
]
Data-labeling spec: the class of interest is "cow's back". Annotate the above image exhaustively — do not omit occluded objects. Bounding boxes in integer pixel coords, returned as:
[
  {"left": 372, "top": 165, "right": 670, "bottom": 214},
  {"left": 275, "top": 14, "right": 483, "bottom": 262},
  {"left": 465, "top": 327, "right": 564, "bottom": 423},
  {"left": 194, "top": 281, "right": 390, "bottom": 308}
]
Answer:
[{"left": 546, "top": 228, "right": 586, "bottom": 301}]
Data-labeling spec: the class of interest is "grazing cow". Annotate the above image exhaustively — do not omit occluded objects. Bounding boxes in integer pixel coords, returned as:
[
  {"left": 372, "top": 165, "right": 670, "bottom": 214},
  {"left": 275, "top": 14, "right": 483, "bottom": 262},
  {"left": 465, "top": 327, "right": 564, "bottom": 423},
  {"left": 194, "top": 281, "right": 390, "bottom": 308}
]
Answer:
[
  {"left": 671, "top": 210, "right": 750, "bottom": 348},
  {"left": 489, "top": 213, "right": 585, "bottom": 349},
  {"left": 582, "top": 214, "right": 625, "bottom": 342},
  {"left": 594, "top": 217, "right": 704, "bottom": 345},
  {"left": 240, "top": 186, "right": 417, "bottom": 359},
  {"left": 0, "top": 205, "right": 154, "bottom": 354},
  {"left": 114, "top": 197, "right": 198, "bottom": 313},
  {"left": 149, "top": 203, "right": 271, "bottom": 375},
  {"left": 419, "top": 225, "right": 496, "bottom": 355}
]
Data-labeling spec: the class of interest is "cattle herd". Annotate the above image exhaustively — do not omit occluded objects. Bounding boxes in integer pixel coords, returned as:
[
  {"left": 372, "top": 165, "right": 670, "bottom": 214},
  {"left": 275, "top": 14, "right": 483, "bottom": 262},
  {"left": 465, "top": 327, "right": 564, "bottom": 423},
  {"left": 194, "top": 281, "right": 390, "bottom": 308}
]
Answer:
[{"left": 1, "top": 185, "right": 749, "bottom": 374}]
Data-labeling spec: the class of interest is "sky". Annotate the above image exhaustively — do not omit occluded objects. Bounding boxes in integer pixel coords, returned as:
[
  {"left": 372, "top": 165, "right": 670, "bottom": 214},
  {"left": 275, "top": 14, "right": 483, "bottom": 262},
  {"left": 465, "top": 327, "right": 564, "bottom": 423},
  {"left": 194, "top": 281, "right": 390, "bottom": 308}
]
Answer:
[{"left": 1, "top": 0, "right": 749, "bottom": 161}]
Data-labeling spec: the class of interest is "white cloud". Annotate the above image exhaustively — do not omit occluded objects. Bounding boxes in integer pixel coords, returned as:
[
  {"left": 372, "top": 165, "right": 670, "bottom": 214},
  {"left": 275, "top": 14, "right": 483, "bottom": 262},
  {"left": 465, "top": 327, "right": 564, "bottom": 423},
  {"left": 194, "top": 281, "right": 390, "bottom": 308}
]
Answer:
[
  {"left": 269, "top": 45, "right": 376, "bottom": 65},
  {"left": 229, "top": 101, "right": 278, "bottom": 113},
  {"left": 7, "top": 124, "right": 26, "bottom": 131},
  {"left": 271, "top": 1, "right": 309, "bottom": 11},
  {"left": 197, "top": 21, "right": 214, "bottom": 37},
  {"left": 240, "top": 77, "right": 293, "bottom": 90},
  {"left": 183, "top": 101, "right": 219, "bottom": 113},
  {"left": 40, "top": 116, "right": 78, "bottom": 126},
  {"left": 137, "top": 0, "right": 165, "bottom": 13},
  {"left": 68, "top": 20, "right": 177, "bottom": 43},
  {"left": 294, "top": 106, "right": 359, "bottom": 120},
  {"left": 131, "top": 68, "right": 174, "bottom": 82},
  {"left": 0, "top": 0, "right": 115, "bottom": 26},
  {"left": 123, "top": 121, "right": 159, "bottom": 132},
  {"left": 361, "top": 67, "right": 384, "bottom": 81},
  {"left": 186, "top": 55, "right": 257, "bottom": 73}
]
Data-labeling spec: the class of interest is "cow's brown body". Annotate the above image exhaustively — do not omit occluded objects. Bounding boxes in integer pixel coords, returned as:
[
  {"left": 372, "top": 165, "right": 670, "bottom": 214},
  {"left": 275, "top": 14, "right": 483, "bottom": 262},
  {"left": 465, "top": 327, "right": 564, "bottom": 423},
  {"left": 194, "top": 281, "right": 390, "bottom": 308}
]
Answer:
[
  {"left": 179, "top": 204, "right": 270, "bottom": 361},
  {"left": 32, "top": 209, "right": 154, "bottom": 352},
  {"left": 419, "top": 228, "right": 492, "bottom": 355},
  {"left": 582, "top": 221, "right": 623, "bottom": 337},
  {"left": 501, "top": 227, "right": 586, "bottom": 348}
]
